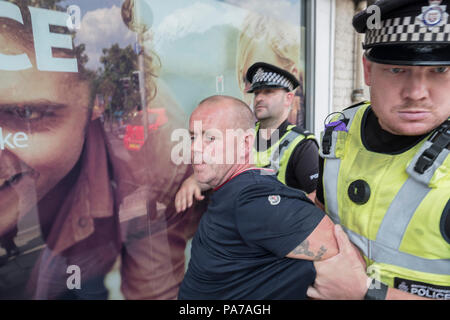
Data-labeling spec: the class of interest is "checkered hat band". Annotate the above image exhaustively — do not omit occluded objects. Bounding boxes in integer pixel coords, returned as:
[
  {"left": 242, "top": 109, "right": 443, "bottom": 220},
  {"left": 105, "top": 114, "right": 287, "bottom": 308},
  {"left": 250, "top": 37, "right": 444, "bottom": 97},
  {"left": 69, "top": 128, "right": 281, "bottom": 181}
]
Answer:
[
  {"left": 365, "top": 15, "right": 450, "bottom": 47},
  {"left": 252, "top": 70, "right": 294, "bottom": 91}
]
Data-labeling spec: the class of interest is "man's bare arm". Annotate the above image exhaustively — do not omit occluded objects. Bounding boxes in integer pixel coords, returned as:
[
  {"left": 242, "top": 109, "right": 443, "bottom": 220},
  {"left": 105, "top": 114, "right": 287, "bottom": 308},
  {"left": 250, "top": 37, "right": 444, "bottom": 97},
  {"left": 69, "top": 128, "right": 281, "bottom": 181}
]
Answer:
[
  {"left": 286, "top": 215, "right": 338, "bottom": 261},
  {"left": 306, "top": 225, "right": 432, "bottom": 300}
]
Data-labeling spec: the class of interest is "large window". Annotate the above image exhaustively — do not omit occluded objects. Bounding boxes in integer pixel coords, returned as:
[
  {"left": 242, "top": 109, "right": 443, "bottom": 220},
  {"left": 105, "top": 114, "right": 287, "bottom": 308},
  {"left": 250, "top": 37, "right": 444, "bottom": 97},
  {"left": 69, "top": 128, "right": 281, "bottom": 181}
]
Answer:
[
  {"left": 147, "top": 0, "right": 307, "bottom": 126},
  {"left": 0, "top": 0, "right": 306, "bottom": 299}
]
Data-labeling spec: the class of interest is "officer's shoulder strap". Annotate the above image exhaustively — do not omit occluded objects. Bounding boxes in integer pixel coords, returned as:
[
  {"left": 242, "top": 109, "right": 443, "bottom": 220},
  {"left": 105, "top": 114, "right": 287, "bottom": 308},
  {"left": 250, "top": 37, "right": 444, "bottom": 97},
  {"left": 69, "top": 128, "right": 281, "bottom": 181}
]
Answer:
[
  {"left": 321, "top": 103, "right": 368, "bottom": 157},
  {"left": 287, "top": 125, "right": 314, "bottom": 137},
  {"left": 411, "top": 119, "right": 450, "bottom": 175},
  {"left": 286, "top": 125, "right": 318, "bottom": 150},
  {"left": 342, "top": 100, "right": 370, "bottom": 112}
]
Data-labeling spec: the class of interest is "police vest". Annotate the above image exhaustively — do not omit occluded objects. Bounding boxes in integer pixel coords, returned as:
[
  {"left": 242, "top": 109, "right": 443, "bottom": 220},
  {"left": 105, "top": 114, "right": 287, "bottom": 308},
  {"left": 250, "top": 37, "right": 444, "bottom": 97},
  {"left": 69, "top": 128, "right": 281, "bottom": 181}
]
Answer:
[
  {"left": 253, "top": 122, "right": 315, "bottom": 185},
  {"left": 320, "top": 102, "right": 450, "bottom": 298}
]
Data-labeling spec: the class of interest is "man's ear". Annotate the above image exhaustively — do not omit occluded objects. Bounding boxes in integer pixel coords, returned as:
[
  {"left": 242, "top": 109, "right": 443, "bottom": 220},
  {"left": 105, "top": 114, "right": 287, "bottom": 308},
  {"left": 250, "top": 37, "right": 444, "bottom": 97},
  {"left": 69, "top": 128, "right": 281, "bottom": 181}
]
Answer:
[
  {"left": 244, "top": 131, "right": 255, "bottom": 165},
  {"left": 285, "top": 91, "right": 295, "bottom": 106},
  {"left": 363, "top": 56, "right": 372, "bottom": 86}
]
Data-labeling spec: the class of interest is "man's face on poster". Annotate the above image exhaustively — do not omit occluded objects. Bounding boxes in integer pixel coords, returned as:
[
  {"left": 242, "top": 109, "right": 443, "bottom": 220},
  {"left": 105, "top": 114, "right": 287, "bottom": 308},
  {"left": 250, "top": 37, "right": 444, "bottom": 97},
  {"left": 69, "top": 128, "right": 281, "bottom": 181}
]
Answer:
[{"left": 0, "top": 30, "right": 90, "bottom": 236}]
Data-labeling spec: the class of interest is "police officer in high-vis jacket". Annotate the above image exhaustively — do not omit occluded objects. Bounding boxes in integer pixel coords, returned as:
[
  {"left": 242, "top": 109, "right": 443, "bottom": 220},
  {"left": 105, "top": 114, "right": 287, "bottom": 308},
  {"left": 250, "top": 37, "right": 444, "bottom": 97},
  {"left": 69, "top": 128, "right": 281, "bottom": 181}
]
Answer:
[
  {"left": 309, "top": 0, "right": 450, "bottom": 300},
  {"left": 246, "top": 62, "right": 319, "bottom": 199},
  {"left": 175, "top": 63, "right": 319, "bottom": 212}
]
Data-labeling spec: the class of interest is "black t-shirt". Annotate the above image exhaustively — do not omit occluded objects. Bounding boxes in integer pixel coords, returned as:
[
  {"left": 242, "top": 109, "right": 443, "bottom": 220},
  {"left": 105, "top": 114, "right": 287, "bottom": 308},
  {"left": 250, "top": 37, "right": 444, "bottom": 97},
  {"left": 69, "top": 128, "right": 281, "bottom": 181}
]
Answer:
[
  {"left": 317, "top": 106, "right": 432, "bottom": 204},
  {"left": 255, "top": 120, "right": 319, "bottom": 194},
  {"left": 178, "top": 169, "right": 324, "bottom": 300}
]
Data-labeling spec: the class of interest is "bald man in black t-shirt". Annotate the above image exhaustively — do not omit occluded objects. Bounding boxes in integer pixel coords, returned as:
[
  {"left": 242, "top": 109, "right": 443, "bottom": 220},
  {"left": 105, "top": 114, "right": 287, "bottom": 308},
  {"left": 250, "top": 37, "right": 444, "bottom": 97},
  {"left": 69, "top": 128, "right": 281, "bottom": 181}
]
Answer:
[
  {"left": 178, "top": 95, "right": 338, "bottom": 299},
  {"left": 174, "top": 63, "right": 319, "bottom": 213}
]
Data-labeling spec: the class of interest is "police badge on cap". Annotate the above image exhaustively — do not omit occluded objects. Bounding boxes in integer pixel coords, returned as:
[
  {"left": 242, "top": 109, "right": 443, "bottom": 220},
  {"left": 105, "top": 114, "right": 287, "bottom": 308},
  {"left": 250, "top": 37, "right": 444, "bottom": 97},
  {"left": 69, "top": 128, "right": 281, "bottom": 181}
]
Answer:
[
  {"left": 353, "top": 0, "right": 450, "bottom": 65},
  {"left": 418, "top": 0, "right": 449, "bottom": 28},
  {"left": 246, "top": 62, "right": 299, "bottom": 93}
]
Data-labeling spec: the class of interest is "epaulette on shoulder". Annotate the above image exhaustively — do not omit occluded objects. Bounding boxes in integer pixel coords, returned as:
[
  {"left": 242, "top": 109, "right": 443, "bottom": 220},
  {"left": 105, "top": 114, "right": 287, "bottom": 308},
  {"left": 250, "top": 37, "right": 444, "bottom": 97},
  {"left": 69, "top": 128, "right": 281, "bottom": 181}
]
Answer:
[
  {"left": 343, "top": 100, "right": 369, "bottom": 111},
  {"left": 290, "top": 125, "right": 313, "bottom": 137}
]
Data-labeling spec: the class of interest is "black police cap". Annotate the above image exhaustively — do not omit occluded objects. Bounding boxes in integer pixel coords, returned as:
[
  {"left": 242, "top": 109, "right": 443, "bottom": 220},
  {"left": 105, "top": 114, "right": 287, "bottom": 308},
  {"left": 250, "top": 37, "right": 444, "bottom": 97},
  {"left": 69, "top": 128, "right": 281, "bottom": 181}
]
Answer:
[
  {"left": 353, "top": 0, "right": 450, "bottom": 65},
  {"left": 246, "top": 62, "right": 299, "bottom": 93}
]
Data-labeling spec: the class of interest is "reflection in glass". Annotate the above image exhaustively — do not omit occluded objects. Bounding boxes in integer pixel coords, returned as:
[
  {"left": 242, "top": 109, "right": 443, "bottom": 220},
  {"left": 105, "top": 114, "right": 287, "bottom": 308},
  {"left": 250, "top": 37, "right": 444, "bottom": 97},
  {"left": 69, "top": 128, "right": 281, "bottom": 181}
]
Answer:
[
  {"left": 0, "top": 0, "right": 201, "bottom": 299},
  {"left": 0, "top": 0, "right": 304, "bottom": 300}
]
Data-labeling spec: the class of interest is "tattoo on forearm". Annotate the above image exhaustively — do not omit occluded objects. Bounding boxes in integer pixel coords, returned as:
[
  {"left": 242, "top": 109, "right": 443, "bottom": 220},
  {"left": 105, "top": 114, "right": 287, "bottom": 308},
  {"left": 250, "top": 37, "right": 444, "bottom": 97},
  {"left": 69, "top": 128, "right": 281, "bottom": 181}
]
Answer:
[
  {"left": 292, "top": 241, "right": 328, "bottom": 261},
  {"left": 315, "top": 246, "right": 327, "bottom": 261},
  {"left": 292, "top": 240, "right": 314, "bottom": 257}
]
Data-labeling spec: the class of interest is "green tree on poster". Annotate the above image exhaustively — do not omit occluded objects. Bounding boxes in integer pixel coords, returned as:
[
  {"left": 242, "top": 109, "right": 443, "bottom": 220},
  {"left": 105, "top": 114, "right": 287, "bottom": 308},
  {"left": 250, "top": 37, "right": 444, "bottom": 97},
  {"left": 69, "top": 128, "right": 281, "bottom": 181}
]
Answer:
[{"left": 96, "top": 44, "right": 140, "bottom": 119}]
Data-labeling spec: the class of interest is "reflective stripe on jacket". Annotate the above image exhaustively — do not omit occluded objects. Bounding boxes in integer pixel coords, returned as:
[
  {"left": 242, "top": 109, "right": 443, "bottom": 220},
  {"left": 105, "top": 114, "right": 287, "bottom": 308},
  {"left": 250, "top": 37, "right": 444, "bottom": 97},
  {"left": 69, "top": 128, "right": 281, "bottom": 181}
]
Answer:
[
  {"left": 320, "top": 102, "right": 450, "bottom": 291},
  {"left": 254, "top": 122, "right": 315, "bottom": 185}
]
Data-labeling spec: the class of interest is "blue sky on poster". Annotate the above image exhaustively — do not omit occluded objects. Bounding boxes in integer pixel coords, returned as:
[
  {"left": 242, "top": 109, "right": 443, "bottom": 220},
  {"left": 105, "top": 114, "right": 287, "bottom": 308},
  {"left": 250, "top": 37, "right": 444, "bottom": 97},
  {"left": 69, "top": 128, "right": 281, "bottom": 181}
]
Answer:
[
  {"left": 61, "top": 0, "right": 121, "bottom": 13},
  {"left": 57, "top": 0, "right": 301, "bottom": 114},
  {"left": 147, "top": 0, "right": 301, "bottom": 114},
  {"left": 60, "top": 0, "right": 134, "bottom": 70},
  {"left": 223, "top": 0, "right": 300, "bottom": 25},
  {"left": 150, "top": 1, "right": 246, "bottom": 75},
  {"left": 61, "top": 0, "right": 300, "bottom": 71},
  {"left": 150, "top": 0, "right": 300, "bottom": 74},
  {"left": 74, "top": 4, "right": 135, "bottom": 70}
]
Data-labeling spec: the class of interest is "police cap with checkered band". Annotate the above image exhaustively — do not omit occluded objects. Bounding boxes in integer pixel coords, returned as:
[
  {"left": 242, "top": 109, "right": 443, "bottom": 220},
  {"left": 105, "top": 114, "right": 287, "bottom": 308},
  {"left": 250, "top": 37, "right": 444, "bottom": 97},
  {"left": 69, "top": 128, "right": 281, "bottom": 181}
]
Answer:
[
  {"left": 353, "top": 0, "right": 450, "bottom": 65},
  {"left": 246, "top": 62, "right": 299, "bottom": 93}
]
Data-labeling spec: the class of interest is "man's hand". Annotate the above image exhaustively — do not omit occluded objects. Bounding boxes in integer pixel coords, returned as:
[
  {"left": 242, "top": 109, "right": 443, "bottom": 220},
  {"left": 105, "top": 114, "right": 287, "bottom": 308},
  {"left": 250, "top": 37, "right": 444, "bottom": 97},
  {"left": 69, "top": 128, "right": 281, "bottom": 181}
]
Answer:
[
  {"left": 175, "top": 175, "right": 205, "bottom": 213},
  {"left": 307, "top": 224, "right": 369, "bottom": 300}
]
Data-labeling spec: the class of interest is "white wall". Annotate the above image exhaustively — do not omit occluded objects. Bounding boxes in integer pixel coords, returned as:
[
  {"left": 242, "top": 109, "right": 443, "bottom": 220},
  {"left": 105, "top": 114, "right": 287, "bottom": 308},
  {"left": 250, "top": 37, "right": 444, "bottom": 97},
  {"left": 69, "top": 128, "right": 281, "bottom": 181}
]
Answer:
[
  {"left": 333, "top": 0, "right": 356, "bottom": 111},
  {"left": 313, "top": 0, "right": 335, "bottom": 137}
]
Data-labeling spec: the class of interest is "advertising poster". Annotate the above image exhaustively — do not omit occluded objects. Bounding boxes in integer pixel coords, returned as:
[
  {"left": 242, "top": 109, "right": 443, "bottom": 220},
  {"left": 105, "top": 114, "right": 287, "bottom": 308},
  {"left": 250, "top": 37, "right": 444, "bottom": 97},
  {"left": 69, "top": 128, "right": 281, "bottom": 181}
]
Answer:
[{"left": 0, "top": 0, "right": 304, "bottom": 299}]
